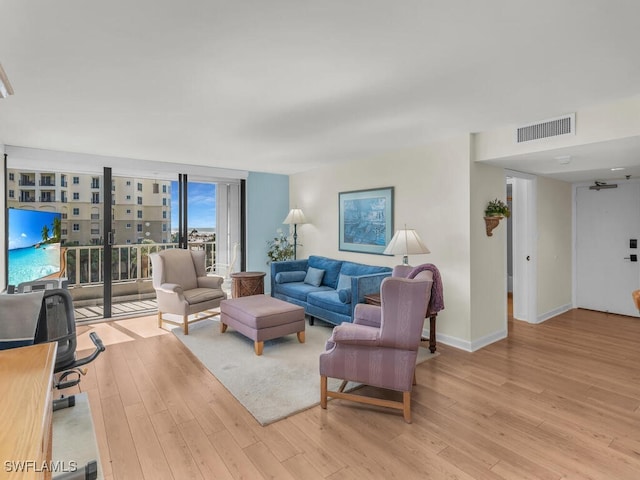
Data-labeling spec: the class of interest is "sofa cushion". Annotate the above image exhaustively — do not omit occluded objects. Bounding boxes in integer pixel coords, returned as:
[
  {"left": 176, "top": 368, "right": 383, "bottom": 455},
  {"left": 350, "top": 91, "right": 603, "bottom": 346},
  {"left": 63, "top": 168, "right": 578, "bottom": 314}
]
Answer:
[
  {"left": 338, "top": 288, "right": 352, "bottom": 304},
  {"left": 304, "top": 266, "right": 325, "bottom": 287},
  {"left": 275, "top": 270, "right": 307, "bottom": 284},
  {"left": 308, "top": 255, "right": 343, "bottom": 288},
  {"left": 275, "top": 282, "right": 332, "bottom": 302},
  {"left": 307, "top": 290, "right": 351, "bottom": 316},
  {"left": 340, "top": 261, "right": 391, "bottom": 277}
]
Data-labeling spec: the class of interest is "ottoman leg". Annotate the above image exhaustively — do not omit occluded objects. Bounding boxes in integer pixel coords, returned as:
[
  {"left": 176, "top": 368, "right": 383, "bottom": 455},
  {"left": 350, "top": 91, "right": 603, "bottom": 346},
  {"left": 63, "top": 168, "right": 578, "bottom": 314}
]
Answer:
[
  {"left": 297, "top": 331, "right": 305, "bottom": 343},
  {"left": 220, "top": 322, "right": 227, "bottom": 333},
  {"left": 254, "top": 341, "right": 264, "bottom": 356}
]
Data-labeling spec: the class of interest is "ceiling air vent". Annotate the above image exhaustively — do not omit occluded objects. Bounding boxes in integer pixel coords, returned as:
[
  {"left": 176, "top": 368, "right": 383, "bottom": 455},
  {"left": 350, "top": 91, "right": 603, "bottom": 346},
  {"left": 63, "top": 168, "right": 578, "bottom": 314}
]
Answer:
[{"left": 516, "top": 113, "right": 575, "bottom": 143}]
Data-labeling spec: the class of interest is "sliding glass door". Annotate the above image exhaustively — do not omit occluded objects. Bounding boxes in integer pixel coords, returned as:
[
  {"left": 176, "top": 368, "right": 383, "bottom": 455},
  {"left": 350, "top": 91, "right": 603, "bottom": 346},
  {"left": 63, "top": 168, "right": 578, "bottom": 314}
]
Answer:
[{"left": 5, "top": 148, "right": 244, "bottom": 321}]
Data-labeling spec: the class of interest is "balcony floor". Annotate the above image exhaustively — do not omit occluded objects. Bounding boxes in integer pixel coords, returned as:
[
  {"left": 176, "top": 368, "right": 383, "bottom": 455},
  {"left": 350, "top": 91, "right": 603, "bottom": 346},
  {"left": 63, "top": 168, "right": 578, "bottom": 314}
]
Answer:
[{"left": 75, "top": 299, "right": 158, "bottom": 322}]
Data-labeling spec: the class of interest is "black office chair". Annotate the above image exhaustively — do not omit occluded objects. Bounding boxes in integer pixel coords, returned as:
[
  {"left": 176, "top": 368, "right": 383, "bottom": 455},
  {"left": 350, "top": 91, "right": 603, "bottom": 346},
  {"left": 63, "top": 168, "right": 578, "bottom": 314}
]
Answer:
[{"left": 34, "top": 288, "right": 105, "bottom": 390}]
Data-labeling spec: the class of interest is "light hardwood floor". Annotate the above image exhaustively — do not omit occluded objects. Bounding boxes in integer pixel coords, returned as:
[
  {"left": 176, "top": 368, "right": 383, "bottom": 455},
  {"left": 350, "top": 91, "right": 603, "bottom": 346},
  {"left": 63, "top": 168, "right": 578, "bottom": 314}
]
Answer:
[{"left": 63, "top": 307, "right": 640, "bottom": 480}]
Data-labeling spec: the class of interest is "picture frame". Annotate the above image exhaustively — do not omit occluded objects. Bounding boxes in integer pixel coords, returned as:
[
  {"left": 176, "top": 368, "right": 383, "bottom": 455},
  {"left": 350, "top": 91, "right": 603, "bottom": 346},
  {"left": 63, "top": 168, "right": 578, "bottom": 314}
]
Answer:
[{"left": 339, "top": 187, "right": 394, "bottom": 254}]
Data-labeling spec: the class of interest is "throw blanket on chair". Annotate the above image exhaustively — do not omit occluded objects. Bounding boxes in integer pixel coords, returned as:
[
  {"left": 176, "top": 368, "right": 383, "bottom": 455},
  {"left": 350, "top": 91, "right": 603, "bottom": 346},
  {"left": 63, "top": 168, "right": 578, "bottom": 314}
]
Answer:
[{"left": 407, "top": 263, "right": 444, "bottom": 314}]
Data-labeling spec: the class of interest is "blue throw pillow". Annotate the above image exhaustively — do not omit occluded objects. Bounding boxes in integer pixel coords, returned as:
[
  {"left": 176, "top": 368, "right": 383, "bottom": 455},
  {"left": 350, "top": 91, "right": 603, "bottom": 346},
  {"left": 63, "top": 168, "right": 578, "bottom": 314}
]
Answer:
[
  {"left": 304, "top": 266, "right": 325, "bottom": 287},
  {"left": 338, "top": 288, "right": 352, "bottom": 304},
  {"left": 275, "top": 271, "right": 307, "bottom": 284},
  {"left": 336, "top": 274, "right": 352, "bottom": 290}
]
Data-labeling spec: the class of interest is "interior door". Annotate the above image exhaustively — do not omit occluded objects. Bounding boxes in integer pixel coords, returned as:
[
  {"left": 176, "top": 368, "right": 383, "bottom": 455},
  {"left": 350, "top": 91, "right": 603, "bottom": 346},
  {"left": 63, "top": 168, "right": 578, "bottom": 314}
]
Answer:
[{"left": 576, "top": 182, "right": 640, "bottom": 317}]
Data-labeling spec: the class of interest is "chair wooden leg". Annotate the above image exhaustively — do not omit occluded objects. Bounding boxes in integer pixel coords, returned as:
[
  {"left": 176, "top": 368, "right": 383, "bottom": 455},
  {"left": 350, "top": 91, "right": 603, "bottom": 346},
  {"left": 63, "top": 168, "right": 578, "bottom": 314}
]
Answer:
[
  {"left": 320, "top": 376, "right": 328, "bottom": 409},
  {"left": 157, "top": 311, "right": 163, "bottom": 328},
  {"left": 403, "top": 391, "right": 411, "bottom": 423},
  {"left": 338, "top": 380, "right": 349, "bottom": 392},
  {"left": 297, "top": 331, "right": 305, "bottom": 343},
  {"left": 254, "top": 341, "right": 264, "bottom": 356},
  {"left": 413, "top": 371, "right": 417, "bottom": 386},
  {"left": 183, "top": 315, "right": 189, "bottom": 335}
]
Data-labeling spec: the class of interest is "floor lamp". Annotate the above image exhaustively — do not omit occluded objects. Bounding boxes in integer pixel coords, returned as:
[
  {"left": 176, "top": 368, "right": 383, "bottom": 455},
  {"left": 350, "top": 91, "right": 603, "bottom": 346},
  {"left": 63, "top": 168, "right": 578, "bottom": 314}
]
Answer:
[{"left": 283, "top": 208, "right": 307, "bottom": 260}]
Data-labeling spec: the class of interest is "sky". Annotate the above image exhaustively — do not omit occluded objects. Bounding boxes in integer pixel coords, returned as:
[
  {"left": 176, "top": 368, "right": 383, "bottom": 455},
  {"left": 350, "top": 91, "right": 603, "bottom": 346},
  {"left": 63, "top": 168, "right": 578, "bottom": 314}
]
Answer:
[
  {"left": 171, "top": 181, "right": 216, "bottom": 230},
  {"left": 8, "top": 208, "right": 60, "bottom": 250}
]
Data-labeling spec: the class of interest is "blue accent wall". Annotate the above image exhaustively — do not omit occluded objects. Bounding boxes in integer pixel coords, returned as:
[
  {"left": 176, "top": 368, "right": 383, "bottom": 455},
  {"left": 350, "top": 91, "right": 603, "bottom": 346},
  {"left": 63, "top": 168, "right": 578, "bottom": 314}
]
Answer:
[{"left": 246, "top": 172, "right": 289, "bottom": 292}]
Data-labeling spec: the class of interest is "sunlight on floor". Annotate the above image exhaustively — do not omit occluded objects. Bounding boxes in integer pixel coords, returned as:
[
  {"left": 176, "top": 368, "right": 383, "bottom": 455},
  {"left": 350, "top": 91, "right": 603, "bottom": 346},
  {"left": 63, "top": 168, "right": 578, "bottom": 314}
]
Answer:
[{"left": 76, "top": 315, "right": 166, "bottom": 350}]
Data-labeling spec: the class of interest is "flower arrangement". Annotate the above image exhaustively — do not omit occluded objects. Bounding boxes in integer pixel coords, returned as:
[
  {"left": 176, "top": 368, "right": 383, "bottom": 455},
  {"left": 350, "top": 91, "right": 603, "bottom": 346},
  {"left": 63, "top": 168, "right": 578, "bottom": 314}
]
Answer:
[
  {"left": 485, "top": 198, "right": 511, "bottom": 218},
  {"left": 266, "top": 228, "right": 295, "bottom": 263}
]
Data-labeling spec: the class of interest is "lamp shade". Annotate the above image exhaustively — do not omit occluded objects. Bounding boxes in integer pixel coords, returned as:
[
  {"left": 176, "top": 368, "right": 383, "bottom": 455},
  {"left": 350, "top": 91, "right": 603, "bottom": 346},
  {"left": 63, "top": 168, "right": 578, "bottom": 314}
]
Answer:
[
  {"left": 283, "top": 208, "right": 307, "bottom": 225},
  {"left": 383, "top": 228, "right": 430, "bottom": 265}
]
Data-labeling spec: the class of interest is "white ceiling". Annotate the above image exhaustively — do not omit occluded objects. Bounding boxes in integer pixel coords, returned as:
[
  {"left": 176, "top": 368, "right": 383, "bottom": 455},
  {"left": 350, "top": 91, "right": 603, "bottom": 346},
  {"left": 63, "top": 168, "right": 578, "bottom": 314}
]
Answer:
[{"left": 1, "top": 0, "right": 640, "bottom": 181}]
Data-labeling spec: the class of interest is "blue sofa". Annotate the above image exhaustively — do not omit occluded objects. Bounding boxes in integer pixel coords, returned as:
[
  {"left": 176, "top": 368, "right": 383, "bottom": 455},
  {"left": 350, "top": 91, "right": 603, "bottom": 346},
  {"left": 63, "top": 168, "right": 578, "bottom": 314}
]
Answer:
[{"left": 270, "top": 255, "right": 392, "bottom": 326}]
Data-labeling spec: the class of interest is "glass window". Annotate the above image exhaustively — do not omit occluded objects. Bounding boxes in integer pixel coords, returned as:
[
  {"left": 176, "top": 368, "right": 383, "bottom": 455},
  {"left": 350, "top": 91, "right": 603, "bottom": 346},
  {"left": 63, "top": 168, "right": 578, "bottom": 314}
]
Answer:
[
  {"left": 73, "top": 192, "right": 80, "bottom": 200},
  {"left": 137, "top": 224, "right": 143, "bottom": 232},
  {"left": 126, "top": 209, "right": 131, "bottom": 214},
  {"left": 73, "top": 176, "right": 80, "bottom": 184},
  {"left": 8, "top": 190, "right": 14, "bottom": 198},
  {"left": 73, "top": 223, "right": 80, "bottom": 231},
  {"left": 137, "top": 183, "right": 143, "bottom": 192},
  {"left": 73, "top": 208, "right": 80, "bottom": 215},
  {"left": 8, "top": 173, "right": 14, "bottom": 181},
  {"left": 137, "top": 197, "right": 142, "bottom": 205},
  {"left": 137, "top": 210, "right": 143, "bottom": 219},
  {"left": 126, "top": 223, "right": 131, "bottom": 229}
]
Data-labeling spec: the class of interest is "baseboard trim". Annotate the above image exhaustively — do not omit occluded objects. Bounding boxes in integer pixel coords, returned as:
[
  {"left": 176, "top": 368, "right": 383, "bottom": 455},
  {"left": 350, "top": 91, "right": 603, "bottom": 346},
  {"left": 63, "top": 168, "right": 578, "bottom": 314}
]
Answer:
[
  {"left": 424, "top": 328, "right": 508, "bottom": 352},
  {"left": 535, "top": 303, "right": 572, "bottom": 324}
]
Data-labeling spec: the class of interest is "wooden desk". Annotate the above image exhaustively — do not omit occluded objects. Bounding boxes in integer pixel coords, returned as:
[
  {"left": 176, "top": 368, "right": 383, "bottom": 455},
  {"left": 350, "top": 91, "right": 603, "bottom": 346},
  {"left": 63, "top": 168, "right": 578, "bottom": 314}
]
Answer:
[
  {"left": 363, "top": 293, "right": 438, "bottom": 353},
  {"left": 0, "top": 342, "right": 57, "bottom": 480},
  {"left": 231, "top": 271, "right": 266, "bottom": 298}
]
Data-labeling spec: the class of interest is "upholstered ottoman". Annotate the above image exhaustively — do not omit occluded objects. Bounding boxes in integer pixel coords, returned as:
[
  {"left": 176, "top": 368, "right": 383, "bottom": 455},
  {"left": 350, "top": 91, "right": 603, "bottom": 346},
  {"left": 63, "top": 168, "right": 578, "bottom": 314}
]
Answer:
[{"left": 220, "top": 295, "right": 305, "bottom": 355}]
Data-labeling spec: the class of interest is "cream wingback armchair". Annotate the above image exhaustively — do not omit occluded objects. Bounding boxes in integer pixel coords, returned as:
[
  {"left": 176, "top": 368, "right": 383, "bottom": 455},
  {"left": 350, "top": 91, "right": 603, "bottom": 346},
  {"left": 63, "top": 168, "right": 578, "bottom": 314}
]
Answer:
[{"left": 150, "top": 248, "right": 227, "bottom": 334}]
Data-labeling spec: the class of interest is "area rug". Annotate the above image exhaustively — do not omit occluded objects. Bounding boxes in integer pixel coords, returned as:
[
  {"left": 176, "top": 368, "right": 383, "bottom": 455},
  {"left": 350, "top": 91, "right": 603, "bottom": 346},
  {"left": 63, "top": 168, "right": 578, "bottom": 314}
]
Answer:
[{"left": 172, "top": 318, "right": 438, "bottom": 425}]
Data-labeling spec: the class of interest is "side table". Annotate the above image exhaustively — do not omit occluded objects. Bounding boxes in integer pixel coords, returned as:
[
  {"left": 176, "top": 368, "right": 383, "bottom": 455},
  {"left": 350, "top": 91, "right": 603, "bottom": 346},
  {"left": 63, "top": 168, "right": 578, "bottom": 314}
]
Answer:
[
  {"left": 231, "top": 271, "right": 266, "bottom": 298},
  {"left": 363, "top": 293, "right": 438, "bottom": 353}
]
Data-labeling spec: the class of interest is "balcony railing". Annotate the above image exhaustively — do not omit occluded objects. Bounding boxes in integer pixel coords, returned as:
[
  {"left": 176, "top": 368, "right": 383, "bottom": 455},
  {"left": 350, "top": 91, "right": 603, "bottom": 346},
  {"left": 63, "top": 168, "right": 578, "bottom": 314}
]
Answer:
[{"left": 63, "top": 241, "right": 217, "bottom": 287}]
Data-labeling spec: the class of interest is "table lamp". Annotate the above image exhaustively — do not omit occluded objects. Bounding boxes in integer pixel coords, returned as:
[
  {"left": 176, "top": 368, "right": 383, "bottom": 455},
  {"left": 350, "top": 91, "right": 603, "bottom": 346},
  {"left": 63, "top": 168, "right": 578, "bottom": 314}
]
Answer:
[{"left": 383, "top": 226, "right": 430, "bottom": 266}]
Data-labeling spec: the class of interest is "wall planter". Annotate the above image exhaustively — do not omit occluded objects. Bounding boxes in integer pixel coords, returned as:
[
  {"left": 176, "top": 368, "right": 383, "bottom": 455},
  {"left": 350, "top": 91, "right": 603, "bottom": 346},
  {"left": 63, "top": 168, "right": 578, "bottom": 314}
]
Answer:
[
  {"left": 484, "top": 216, "right": 503, "bottom": 236},
  {"left": 484, "top": 198, "right": 510, "bottom": 237}
]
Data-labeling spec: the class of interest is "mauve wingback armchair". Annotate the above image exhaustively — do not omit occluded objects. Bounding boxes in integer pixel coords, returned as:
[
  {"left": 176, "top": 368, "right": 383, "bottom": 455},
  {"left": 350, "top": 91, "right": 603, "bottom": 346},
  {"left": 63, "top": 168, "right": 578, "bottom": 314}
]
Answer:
[
  {"left": 319, "top": 276, "right": 432, "bottom": 422},
  {"left": 150, "top": 248, "right": 227, "bottom": 334}
]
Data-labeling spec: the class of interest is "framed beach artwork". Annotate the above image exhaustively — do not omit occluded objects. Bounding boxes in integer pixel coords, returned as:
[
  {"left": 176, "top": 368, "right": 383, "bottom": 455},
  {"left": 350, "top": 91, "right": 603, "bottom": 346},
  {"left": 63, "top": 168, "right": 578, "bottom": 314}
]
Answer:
[{"left": 339, "top": 187, "right": 394, "bottom": 254}]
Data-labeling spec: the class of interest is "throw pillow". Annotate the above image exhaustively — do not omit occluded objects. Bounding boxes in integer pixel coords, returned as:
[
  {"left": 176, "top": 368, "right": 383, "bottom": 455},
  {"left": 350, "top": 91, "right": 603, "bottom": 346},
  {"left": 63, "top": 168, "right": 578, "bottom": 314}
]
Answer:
[
  {"left": 338, "top": 288, "right": 352, "bottom": 304},
  {"left": 275, "top": 271, "right": 307, "bottom": 284},
  {"left": 336, "top": 273, "right": 352, "bottom": 291},
  {"left": 304, "top": 266, "right": 325, "bottom": 287}
]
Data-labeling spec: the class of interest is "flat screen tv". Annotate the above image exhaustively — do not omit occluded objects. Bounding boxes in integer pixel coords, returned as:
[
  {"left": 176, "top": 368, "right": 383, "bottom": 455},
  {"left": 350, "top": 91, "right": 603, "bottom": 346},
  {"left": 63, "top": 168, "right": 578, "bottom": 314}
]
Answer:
[{"left": 7, "top": 208, "right": 62, "bottom": 287}]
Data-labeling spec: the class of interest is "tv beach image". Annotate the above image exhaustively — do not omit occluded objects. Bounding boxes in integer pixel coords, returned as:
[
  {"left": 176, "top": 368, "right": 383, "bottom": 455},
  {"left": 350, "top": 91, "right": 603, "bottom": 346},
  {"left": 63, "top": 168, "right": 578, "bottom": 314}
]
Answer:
[{"left": 8, "top": 208, "right": 62, "bottom": 287}]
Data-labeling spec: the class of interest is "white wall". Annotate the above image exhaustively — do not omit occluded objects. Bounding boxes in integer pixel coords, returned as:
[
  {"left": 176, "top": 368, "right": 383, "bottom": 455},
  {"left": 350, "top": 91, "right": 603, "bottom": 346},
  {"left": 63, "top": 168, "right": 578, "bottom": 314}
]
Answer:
[
  {"left": 470, "top": 153, "right": 508, "bottom": 347},
  {"left": 290, "top": 135, "right": 508, "bottom": 350},
  {"left": 536, "top": 176, "right": 572, "bottom": 320}
]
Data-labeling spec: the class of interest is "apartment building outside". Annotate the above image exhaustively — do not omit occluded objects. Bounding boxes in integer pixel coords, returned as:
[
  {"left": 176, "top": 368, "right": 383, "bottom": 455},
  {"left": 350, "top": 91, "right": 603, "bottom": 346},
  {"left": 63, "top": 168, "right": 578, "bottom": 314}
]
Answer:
[{"left": 6, "top": 169, "right": 172, "bottom": 245}]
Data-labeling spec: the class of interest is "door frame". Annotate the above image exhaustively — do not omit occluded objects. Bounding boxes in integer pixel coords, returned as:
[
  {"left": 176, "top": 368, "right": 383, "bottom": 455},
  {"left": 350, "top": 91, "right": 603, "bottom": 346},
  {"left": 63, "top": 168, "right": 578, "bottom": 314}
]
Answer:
[{"left": 506, "top": 170, "right": 538, "bottom": 324}]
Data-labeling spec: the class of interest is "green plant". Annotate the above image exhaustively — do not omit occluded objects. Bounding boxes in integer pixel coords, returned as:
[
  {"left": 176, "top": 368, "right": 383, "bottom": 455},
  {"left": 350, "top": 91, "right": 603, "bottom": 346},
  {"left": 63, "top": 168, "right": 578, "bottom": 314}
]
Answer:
[
  {"left": 266, "top": 228, "right": 295, "bottom": 263},
  {"left": 485, "top": 198, "right": 511, "bottom": 218}
]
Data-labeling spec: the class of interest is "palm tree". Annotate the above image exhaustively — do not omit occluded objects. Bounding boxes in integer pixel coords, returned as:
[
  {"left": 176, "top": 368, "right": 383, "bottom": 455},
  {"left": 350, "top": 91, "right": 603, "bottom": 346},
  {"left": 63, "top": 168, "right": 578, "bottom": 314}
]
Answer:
[
  {"left": 52, "top": 216, "right": 61, "bottom": 240},
  {"left": 41, "top": 225, "right": 50, "bottom": 243}
]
